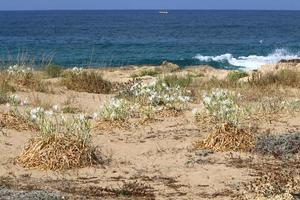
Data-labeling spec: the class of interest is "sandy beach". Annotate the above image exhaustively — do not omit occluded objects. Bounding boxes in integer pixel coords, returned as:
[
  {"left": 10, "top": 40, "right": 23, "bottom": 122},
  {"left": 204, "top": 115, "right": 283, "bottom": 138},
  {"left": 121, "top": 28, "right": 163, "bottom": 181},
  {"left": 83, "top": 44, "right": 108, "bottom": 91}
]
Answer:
[{"left": 0, "top": 60, "right": 300, "bottom": 199}]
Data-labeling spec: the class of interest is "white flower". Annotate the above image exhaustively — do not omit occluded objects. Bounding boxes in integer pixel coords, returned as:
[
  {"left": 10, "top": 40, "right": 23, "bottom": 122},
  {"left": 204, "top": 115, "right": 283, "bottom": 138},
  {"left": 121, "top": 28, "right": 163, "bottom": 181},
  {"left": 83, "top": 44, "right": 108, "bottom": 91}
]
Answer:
[
  {"left": 6, "top": 103, "right": 10, "bottom": 108},
  {"left": 45, "top": 110, "right": 54, "bottom": 116},
  {"left": 52, "top": 105, "right": 59, "bottom": 112},
  {"left": 203, "top": 96, "right": 211, "bottom": 104},
  {"left": 20, "top": 98, "right": 29, "bottom": 106},
  {"left": 31, "top": 114, "right": 37, "bottom": 121},
  {"left": 92, "top": 112, "right": 98, "bottom": 119},
  {"left": 79, "top": 113, "right": 85, "bottom": 121},
  {"left": 30, "top": 107, "right": 44, "bottom": 116},
  {"left": 10, "top": 94, "right": 19, "bottom": 101},
  {"left": 60, "top": 115, "right": 66, "bottom": 122}
]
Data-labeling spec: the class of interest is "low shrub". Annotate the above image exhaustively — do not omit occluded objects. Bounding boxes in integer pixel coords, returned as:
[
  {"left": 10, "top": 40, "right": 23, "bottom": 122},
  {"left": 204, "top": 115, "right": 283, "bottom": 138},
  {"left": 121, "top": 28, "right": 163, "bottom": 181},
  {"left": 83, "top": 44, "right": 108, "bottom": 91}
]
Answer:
[
  {"left": 130, "top": 68, "right": 159, "bottom": 78},
  {"left": 193, "top": 89, "right": 255, "bottom": 152},
  {"left": 121, "top": 80, "right": 191, "bottom": 110},
  {"left": 4, "top": 65, "right": 49, "bottom": 92},
  {"left": 247, "top": 97, "right": 300, "bottom": 116},
  {"left": 62, "top": 71, "right": 114, "bottom": 94},
  {"left": 158, "top": 74, "right": 193, "bottom": 89},
  {"left": 44, "top": 64, "right": 63, "bottom": 78},
  {"left": 0, "top": 89, "right": 8, "bottom": 104},
  {"left": 62, "top": 106, "right": 81, "bottom": 114},
  {"left": 249, "top": 69, "right": 300, "bottom": 88},
  {"left": 10, "top": 98, "right": 103, "bottom": 170},
  {"left": 194, "top": 123, "right": 255, "bottom": 152},
  {"left": 193, "top": 88, "right": 242, "bottom": 126},
  {"left": 227, "top": 70, "right": 248, "bottom": 82},
  {"left": 254, "top": 133, "right": 300, "bottom": 157},
  {"left": 100, "top": 98, "right": 130, "bottom": 121}
]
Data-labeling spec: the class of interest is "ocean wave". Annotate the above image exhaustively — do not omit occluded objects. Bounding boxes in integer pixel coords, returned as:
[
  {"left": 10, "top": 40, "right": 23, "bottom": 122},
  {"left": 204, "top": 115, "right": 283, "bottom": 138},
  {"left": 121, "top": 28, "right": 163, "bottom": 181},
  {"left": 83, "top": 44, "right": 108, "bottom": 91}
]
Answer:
[{"left": 194, "top": 49, "right": 300, "bottom": 70}]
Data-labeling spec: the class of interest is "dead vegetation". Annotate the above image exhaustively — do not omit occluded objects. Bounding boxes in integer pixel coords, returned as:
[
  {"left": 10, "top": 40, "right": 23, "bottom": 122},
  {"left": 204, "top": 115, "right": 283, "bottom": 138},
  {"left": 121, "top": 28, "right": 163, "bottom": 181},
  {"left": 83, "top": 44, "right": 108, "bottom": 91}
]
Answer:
[
  {"left": 0, "top": 113, "right": 37, "bottom": 131},
  {"left": 62, "top": 71, "right": 114, "bottom": 94},
  {"left": 194, "top": 123, "right": 255, "bottom": 152},
  {"left": 16, "top": 133, "right": 105, "bottom": 171},
  {"left": 1, "top": 63, "right": 300, "bottom": 199},
  {"left": 228, "top": 155, "right": 300, "bottom": 200},
  {"left": 190, "top": 69, "right": 300, "bottom": 103},
  {"left": 0, "top": 176, "right": 155, "bottom": 199},
  {"left": 0, "top": 70, "right": 50, "bottom": 93},
  {"left": 254, "top": 133, "right": 300, "bottom": 157}
]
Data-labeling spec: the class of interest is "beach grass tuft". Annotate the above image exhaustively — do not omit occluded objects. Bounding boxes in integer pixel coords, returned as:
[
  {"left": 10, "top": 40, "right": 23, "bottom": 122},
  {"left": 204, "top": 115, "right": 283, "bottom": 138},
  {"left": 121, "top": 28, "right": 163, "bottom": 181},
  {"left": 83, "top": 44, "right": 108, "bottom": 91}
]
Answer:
[
  {"left": 62, "top": 70, "right": 114, "bottom": 94},
  {"left": 16, "top": 132, "right": 103, "bottom": 171},
  {"left": 193, "top": 123, "right": 255, "bottom": 152},
  {"left": 44, "top": 64, "right": 63, "bottom": 78}
]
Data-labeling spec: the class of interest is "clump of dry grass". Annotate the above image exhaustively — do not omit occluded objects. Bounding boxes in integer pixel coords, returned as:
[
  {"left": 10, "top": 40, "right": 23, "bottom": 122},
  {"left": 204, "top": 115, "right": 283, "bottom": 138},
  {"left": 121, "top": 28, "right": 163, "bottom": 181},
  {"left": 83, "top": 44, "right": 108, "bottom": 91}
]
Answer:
[
  {"left": 11, "top": 97, "right": 105, "bottom": 171},
  {"left": 16, "top": 133, "right": 103, "bottom": 171},
  {"left": 229, "top": 155, "right": 300, "bottom": 200},
  {"left": 249, "top": 69, "right": 300, "bottom": 88},
  {"left": 194, "top": 123, "right": 255, "bottom": 152},
  {"left": 0, "top": 71, "right": 16, "bottom": 93},
  {"left": 130, "top": 68, "right": 160, "bottom": 78},
  {"left": 190, "top": 69, "right": 300, "bottom": 104},
  {"left": 0, "top": 90, "right": 9, "bottom": 104},
  {"left": 115, "top": 181, "right": 155, "bottom": 198},
  {"left": 1, "top": 69, "right": 49, "bottom": 93},
  {"left": 62, "top": 71, "right": 114, "bottom": 94},
  {"left": 0, "top": 113, "right": 37, "bottom": 131}
]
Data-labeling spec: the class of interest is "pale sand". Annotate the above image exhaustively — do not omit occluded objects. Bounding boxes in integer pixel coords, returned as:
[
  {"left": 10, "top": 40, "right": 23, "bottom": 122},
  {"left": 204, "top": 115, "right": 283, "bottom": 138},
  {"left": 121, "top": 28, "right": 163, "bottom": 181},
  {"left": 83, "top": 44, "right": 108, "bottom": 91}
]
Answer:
[{"left": 0, "top": 63, "right": 299, "bottom": 199}]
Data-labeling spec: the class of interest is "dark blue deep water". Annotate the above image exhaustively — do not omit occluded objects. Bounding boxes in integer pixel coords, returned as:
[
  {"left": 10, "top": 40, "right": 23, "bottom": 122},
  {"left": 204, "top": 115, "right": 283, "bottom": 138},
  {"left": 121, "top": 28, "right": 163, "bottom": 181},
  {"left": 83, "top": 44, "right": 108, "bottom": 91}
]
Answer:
[{"left": 0, "top": 10, "right": 300, "bottom": 69}]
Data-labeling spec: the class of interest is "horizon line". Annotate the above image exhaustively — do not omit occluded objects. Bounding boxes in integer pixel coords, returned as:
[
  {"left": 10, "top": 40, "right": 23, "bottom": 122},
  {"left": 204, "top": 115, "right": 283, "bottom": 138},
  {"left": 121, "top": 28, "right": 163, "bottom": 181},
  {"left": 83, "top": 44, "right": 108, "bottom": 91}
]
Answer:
[{"left": 0, "top": 9, "right": 300, "bottom": 12}]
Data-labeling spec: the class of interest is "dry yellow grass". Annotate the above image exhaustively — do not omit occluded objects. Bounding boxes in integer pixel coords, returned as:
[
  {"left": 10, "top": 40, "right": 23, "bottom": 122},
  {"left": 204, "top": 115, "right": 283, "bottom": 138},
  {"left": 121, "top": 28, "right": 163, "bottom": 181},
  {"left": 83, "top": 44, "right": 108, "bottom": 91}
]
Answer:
[
  {"left": 0, "top": 113, "right": 37, "bottom": 131},
  {"left": 194, "top": 123, "right": 255, "bottom": 152},
  {"left": 16, "top": 133, "right": 103, "bottom": 171},
  {"left": 62, "top": 71, "right": 114, "bottom": 94}
]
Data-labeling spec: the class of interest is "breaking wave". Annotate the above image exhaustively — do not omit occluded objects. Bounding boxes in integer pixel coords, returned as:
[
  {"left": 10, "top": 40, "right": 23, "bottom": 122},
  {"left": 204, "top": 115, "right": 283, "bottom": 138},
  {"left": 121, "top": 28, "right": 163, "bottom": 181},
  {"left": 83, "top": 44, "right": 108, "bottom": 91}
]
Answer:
[{"left": 194, "top": 49, "right": 300, "bottom": 70}]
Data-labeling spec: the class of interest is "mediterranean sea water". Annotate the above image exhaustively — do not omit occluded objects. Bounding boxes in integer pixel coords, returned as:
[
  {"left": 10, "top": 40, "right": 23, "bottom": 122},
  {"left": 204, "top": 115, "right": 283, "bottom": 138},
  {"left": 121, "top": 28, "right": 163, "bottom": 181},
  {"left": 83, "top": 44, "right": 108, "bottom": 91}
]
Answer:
[{"left": 0, "top": 10, "right": 300, "bottom": 70}]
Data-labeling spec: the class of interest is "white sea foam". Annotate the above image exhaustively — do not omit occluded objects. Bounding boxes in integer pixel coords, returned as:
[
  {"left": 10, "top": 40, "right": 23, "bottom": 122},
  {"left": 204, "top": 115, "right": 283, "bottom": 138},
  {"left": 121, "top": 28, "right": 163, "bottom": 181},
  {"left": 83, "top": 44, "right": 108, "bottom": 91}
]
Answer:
[{"left": 194, "top": 49, "right": 300, "bottom": 70}]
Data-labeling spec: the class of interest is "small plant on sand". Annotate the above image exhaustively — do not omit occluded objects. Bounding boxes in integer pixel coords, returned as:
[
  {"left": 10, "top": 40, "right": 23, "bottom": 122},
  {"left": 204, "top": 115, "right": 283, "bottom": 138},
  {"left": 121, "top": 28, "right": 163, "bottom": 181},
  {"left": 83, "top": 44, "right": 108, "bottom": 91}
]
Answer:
[
  {"left": 227, "top": 70, "right": 248, "bottom": 82},
  {"left": 62, "top": 70, "right": 114, "bottom": 94},
  {"left": 44, "top": 64, "right": 63, "bottom": 78},
  {"left": 5, "top": 65, "right": 49, "bottom": 92},
  {"left": 100, "top": 98, "right": 130, "bottom": 121},
  {"left": 249, "top": 97, "right": 300, "bottom": 115},
  {"left": 193, "top": 88, "right": 242, "bottom": 126},
  {"left": 122, "top": 79, "right": 191, "bottom": 110},
  {"left": 193, "top": 89, "right": 254, "bottom": 152},
  {"left": 158, "top": 74, "right": 193, "bottom": 89},
  {"left": 0, "top": 90, "right": 8, "bottom": 104},
  {"left": 140, "top": 105, "right": 156, "bottom": 121},
  {"left": 249, "top": 69, "right": 300, "bottom": 88},
  {"left": 12, "top": 99, "right": 103, "bottom": 170},
  {"left": 130, "top": 68, "right": 159, "bottom": 78}
]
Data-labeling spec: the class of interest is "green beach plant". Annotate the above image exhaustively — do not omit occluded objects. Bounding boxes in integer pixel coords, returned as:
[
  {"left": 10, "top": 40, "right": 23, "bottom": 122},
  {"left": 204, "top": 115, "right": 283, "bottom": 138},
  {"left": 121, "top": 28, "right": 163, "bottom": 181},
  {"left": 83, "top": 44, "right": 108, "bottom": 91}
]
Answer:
[
  {"left": 193, "top": 88, "right": 242, "bottom": 126},
  {"left": 122, "top": 80, "right": 191, "bottom": 110},
  {"left": 100, "top": 98, "right": 130, "bottom": 121},
  {"left": 44, "top": 64, "right": 63, "bottom": 78},
  {"left": 227, "top": 70, "right": 248, "bottom": 82},
  {"left": 8, "top": 96, "right": 102, "bottom": 170},
  {"left": 130, "top": 68, "right": 159, "bottom": 78},
  {"left": 157, "top": 74, "right": 193, "bottom": 89}
]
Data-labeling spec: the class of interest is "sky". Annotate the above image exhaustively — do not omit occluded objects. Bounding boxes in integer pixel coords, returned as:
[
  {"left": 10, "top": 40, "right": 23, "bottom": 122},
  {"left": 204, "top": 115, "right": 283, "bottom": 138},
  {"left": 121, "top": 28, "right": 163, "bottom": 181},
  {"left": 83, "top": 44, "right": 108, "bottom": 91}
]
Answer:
[{"left": 0, "top": 0, "right": 300, "bottom": 11}]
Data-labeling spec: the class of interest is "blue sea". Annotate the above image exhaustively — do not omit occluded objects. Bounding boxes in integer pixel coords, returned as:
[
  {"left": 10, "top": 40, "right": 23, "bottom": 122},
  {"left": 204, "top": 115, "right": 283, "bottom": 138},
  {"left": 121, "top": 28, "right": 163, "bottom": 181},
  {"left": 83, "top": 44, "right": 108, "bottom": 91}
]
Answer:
[{"left": 0, "top": 10, "right": 300, "bottom": 70}]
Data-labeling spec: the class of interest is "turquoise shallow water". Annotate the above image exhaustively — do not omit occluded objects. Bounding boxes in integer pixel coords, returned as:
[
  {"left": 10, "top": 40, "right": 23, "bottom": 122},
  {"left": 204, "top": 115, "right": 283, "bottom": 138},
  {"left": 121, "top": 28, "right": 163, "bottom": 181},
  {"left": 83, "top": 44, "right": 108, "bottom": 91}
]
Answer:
[{"left": 0, "top": 10, "right": 300, "bottom": 69}]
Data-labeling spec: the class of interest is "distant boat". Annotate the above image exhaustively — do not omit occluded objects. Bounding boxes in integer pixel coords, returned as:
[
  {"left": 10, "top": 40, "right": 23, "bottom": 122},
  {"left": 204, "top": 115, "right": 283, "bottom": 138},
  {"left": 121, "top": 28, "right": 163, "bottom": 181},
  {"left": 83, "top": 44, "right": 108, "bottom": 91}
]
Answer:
[{"left": 159, "top": 10, "right": 169, "bottom": 15}]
